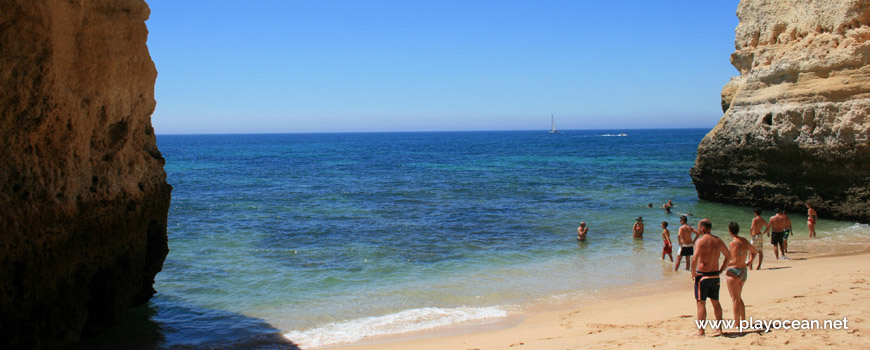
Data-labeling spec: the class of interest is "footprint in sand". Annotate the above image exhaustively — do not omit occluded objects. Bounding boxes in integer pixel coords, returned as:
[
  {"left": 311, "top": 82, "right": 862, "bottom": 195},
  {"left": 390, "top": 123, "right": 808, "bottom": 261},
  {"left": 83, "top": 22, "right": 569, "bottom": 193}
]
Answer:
[
  {"left": 793, "top": 295, "right": 805, "bottom": 298},
  {"left": 509, "top": 342, "right": 524, "bottom": 347},
  {"left": 678, "top": 315, "right": 692, "bottom": 318}
]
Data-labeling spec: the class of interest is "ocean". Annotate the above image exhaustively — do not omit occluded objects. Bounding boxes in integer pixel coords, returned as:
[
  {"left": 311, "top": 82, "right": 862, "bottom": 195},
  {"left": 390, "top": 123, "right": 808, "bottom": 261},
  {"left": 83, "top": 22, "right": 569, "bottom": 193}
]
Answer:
[{"left": 79, "top": 129, "right": 870, "bottom": 349}]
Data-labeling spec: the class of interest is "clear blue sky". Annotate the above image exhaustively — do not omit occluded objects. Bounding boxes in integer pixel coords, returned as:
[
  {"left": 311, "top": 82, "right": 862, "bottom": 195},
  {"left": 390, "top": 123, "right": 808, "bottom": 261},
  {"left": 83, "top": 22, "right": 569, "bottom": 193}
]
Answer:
[{"left": 145, "top": 1, "right": 740, "bottom": 134}]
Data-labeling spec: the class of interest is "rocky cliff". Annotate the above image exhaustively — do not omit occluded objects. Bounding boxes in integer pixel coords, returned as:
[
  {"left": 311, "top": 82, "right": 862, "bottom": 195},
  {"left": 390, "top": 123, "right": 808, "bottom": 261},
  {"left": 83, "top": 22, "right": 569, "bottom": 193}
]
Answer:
[
  {"left": 0, "top": 0, "right": 171, "bottom": 347},
  {"left": 692, "top": 0, "right": 870, "bottom": 222}
]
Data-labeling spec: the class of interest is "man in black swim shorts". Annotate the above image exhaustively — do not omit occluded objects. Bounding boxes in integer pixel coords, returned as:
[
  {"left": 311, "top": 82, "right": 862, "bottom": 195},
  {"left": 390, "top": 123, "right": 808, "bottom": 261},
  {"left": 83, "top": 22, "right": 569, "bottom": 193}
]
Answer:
[
  {"left": 691, "top": 219, "right": 732, "bottom": 337},
  {"left": 767, "top": 209, "right": 788, "bottom": 260},
  {"left": 674, "top": 216, "right": 698, "bottom": 271}
]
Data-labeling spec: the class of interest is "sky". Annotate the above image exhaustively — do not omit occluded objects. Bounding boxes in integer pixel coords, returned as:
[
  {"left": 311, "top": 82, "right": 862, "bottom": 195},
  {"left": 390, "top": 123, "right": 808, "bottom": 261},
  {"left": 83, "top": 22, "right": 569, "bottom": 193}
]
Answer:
[{"left": 145, "top": 1, "right": 740, "bottom": 134}]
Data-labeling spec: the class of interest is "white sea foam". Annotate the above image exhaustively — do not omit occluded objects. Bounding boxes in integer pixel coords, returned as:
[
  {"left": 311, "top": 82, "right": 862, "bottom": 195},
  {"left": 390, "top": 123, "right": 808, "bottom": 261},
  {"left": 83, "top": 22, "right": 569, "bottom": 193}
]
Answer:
[{"left": 283, "top": 306, "right": 509, "bottom": 348}]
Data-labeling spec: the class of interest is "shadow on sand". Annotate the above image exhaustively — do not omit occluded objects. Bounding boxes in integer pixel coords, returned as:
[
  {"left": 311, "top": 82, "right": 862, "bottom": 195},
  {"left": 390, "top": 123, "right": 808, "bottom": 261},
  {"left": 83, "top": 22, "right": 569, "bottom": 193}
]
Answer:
[
  {"left": 74, "top": 298, "right": 301, "bottom": 350},
  {"left": 721, "top": 329, "right": 765, "bottom": 338},
  {"left": 763, "top": 266, "right": 792, "bottom": 270}
]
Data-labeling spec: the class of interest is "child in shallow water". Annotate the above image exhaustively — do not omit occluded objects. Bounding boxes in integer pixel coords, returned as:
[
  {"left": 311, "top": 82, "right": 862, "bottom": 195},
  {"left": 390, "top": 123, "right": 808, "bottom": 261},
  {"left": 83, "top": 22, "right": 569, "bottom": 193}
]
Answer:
[{"left": 661, "top": 221, "right": 673, "bottom": 262}]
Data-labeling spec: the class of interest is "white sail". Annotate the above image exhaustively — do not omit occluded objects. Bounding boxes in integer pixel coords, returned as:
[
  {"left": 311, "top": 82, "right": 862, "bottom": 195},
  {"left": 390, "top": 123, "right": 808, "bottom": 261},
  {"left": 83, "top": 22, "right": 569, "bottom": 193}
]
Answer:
[{"left": 549, "top": 115, "right": 559, "bottom": 134}]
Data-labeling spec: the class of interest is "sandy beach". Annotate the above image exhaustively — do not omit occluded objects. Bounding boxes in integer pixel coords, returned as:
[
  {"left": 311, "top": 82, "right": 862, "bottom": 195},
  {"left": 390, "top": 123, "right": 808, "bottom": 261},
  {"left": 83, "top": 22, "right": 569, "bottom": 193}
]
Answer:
[{"left": 338, "top": 248, "right": 869, "bottom": 350}]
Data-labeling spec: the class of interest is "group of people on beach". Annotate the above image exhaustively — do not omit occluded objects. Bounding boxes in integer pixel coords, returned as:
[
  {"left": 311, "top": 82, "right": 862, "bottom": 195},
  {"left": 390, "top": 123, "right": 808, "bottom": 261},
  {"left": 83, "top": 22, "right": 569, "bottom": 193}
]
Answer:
[{"left": 576, "top": 201, "right": 820, "bottom": 337}]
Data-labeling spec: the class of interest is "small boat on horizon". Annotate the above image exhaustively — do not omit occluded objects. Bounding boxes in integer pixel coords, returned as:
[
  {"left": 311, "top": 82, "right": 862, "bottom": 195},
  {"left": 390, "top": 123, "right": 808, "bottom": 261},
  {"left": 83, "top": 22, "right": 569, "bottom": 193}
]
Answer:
[{"left": 548, "top": 115, "right": 561, "bottom": 134}]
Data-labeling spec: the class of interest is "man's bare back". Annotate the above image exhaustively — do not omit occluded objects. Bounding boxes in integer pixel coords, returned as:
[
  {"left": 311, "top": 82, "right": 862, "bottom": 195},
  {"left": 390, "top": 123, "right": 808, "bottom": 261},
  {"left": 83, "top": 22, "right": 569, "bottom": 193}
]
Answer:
[
  {"left": 768, "top": 211, "right": 788, "bottom": 259},
  {"left": 678, "top": 224, "right": 695, "bottom": 246},
  {"left": 728, "top": 236, "right": 756, "bottom": 269},
  {"left": 768, "top": 214, "right": 786, "bottom": 232},
  {"left": 750, "top": 216, "right": 767, "bottom": 237}
]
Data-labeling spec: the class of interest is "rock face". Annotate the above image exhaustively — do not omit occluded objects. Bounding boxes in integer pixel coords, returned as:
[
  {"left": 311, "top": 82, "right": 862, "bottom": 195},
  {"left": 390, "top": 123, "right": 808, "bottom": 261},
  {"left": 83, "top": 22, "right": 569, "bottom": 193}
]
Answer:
[
  {"left": 692, "top": 0, "right": 870, "bottom": 222},
  {"left": 0, "top": 0, "right": 171, "bottom": 347}
]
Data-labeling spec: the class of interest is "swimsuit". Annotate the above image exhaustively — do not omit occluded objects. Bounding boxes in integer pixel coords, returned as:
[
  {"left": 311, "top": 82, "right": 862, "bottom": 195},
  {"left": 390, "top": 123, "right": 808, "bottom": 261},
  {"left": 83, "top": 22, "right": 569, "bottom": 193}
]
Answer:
[
  {"left": 663, "top": 242, "right": 672, "bottom": 254},
  {"left": 771, "top": 231, "right": 785, "bottom": 245},
  {"left": 694, "top": 271, "right": 721, "bottom": 301},
  {"left": 727, "top": 267, "right": 748, "bottom": 282},
  {"left": 679, "top": 244, "right": 693, "bottom": 256},
  {"left": 751, "top": 235, "right": 764, "bottom": 249},
  {"left": 783, "top": 228, "right": 790, "bottom": 240}
]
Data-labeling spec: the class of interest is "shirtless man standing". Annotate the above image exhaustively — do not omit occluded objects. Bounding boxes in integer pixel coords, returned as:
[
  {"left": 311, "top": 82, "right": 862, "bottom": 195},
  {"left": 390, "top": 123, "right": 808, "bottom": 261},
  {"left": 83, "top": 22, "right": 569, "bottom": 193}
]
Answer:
[
  {"left": 725, "top": 222, "right": 757, "bottom": 324},
  {"left": 577, "top": 222, "right": 589, "bottom": 241},
  {"left": 691, "top": 219, "right": 732, "bottom": 337},
  {"left": 768, "top": 209, "right": 788, "bottom": 260},
  {"left": 633, "top": 217, "right": 644, "bottom": 239},
  {"left": 673, "top": 216, "right": 698, "bottom": 271},
  {"left": 749, "top": 209, "right": 768, "bottom": 270},
  {"left": 807, "top": 202, "right": 818, "bottom": 238}
]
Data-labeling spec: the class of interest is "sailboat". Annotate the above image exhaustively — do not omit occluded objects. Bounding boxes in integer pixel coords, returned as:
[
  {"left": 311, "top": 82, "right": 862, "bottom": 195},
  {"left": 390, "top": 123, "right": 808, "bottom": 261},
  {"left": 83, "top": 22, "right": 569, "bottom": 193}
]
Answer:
[{"left": 548, "top": 114, "right": 560, "bottom": 134}]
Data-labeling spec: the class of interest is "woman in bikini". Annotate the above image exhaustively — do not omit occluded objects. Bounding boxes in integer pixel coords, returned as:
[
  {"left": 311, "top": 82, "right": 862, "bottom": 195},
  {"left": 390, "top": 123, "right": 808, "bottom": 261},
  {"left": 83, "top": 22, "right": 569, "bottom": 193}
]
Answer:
[
  {"left": 807, "top": 202, "right": 818, "bottom": 238},
  {"left": 725, "top": 221, "right": 758, "bottom": 324}
]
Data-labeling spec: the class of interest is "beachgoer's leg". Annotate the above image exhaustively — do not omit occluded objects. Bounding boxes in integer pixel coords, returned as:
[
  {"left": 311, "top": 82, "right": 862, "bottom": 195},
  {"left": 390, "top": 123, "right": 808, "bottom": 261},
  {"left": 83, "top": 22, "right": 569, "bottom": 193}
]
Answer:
[
  {"left": 736, "top": 279, "right": 746, "bottom": 322},
  {"left": 726, "top": 274, "right": 740, "bottom": 322},
  {"left": 695, "top": 300, "right": 706, "bottom": 336},
  {"left": 711, "top": 298, "right": 723, "bottom": 336},
  {"left": 756, "top": 251, "right": 763, "bottom": 270},
  {"left": 674, "top": 255, "right": 682, "bottom": 271}
]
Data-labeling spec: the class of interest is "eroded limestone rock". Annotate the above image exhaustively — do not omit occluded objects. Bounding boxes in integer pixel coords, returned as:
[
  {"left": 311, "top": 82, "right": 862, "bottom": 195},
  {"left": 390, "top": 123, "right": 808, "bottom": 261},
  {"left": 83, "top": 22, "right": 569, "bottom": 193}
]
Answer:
[
  {"left": 0, "top": 0, "right": 171, "bottom": 347},
  {"left": 692, "top": 0, "right": 870, "bottom": 222}
]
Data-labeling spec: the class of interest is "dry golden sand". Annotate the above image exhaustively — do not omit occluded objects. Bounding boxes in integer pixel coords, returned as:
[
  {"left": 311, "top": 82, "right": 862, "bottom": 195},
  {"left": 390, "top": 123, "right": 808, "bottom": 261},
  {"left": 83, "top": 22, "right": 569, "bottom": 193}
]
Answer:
[{"left": 337, "top": 250, "right": 869, "bottom": 350}]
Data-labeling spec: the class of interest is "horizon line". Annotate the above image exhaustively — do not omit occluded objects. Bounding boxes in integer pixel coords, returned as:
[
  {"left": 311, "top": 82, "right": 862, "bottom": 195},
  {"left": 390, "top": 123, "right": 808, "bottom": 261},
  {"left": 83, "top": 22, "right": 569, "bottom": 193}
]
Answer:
[{"left": 156, "top": 126, "right": 713, "bottom": 137}]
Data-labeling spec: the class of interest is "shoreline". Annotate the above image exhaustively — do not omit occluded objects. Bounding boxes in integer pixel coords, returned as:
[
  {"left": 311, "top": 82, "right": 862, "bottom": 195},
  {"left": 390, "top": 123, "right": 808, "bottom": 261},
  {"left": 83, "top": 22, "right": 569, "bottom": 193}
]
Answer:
[{"left": 328, "top": 242, "right": 870, "bottom": 350}]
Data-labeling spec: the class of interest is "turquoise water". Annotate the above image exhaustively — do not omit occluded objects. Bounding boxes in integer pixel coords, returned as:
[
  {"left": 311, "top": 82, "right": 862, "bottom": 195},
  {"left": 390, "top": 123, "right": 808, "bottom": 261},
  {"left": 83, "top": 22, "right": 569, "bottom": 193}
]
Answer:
[{"left": 79, "top": 129, "right": 869, "bottom": 349}]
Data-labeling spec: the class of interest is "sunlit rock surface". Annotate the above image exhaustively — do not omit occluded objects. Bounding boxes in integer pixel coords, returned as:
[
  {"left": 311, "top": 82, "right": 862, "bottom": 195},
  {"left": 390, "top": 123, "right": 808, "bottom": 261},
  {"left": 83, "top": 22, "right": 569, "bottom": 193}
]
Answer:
[{"left": 692, "top": 0, "right": 870, "bottom": 221}]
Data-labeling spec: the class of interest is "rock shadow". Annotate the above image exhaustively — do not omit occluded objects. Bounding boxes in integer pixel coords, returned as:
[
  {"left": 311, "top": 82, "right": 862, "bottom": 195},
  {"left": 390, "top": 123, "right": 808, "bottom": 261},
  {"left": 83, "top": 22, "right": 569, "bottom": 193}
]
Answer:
[{"left": 74, "top": 298, "right": 300, "bottom": 350}]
